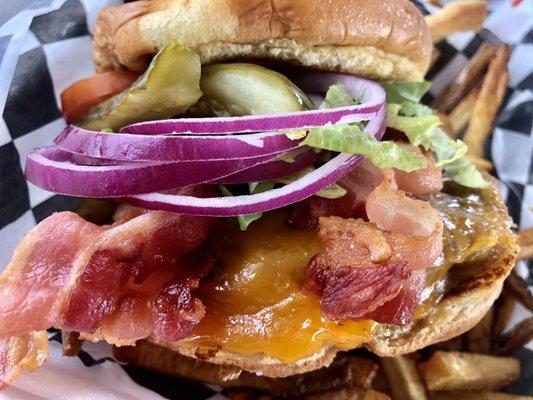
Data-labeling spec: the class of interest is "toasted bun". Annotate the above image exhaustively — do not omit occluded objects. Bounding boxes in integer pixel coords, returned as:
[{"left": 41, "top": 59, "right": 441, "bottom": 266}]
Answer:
[
  {"left": 93, "top": 0, "right": 432, "bottom": 82},
  {"left": 137, "top": 177, "right": 517, "bottom": 378}
]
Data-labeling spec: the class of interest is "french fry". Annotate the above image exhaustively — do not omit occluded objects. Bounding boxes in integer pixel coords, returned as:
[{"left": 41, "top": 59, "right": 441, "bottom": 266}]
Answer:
[
  {"left": 305, "top": 388, "right": 391, "bottom": 400},
  {"left": 494, "top": 317, "right": 533, "bottom": 356},
  {"left": 380, "top": 356, "right": 428, "bottom": 400},
  {"left": 371, "top": 367, "right": 391, "bottom": 394},
  {"left": 493, "top": 290, "right": 516, "bottom": 338},
  {"left": 114, "top": 341, "right": 378, "bottom": 396},
  {"left": 463, "top": 45, "right": 510, "bottom": 159},
  {"left": 432, "top": 44, "right": 497, "bottom": 113},
  {"left": 465, "top": 154, "right": 493, "bottom": 171},
  {"left": 447, "top": 85, "right": 481, "bottom": 138},
  {"left": 466, "top": 307, "right": 494, "bottom": 353},
  {"left": 430, "top": 391, "right": 533, "bottom": 400},
  {"left": 505, "top": 270, "right": 533, "bottom": 312},
  {"left": 425, "top": 1, "right": 488, "bottom": 43},
  {"left": 227, "top": 390, "right": 275, "bottom": 400},
  {"left": 418, "top": 351, "right": 520, "bottom": 391},
  {"left": 517, "top": 228, "right": 533, "bottom": 260},
  {"left": 61, "top": 331, "right": 84, "bottom": 357}
]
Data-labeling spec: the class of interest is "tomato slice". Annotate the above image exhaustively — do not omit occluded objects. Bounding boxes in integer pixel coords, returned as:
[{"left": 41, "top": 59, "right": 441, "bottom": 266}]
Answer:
[{"left": 60, "top": 70, "right": 141, "bottom": 123}]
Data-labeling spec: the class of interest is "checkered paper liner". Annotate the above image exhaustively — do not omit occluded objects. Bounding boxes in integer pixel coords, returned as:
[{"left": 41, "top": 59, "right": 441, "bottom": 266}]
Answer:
[{"left": 0, "top": 0, "right": 531, "bottom": 399}]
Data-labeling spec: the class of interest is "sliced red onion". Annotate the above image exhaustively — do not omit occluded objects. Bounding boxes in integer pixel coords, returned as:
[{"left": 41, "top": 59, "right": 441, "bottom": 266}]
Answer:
[
  {"left": 213, "top": 148, "right": 320, "bottom": 185},
  {"left": 25, "top": 147, "right": 284, "bottom": 197},
  {"left": 125, "top": 105, "right": 386, "bottom": 216},
  {"left": 55, "top": 125, "right": 300, "bottom": 162},
  {"left": 121, "top": 77, "right": 384, "bottom": 135}
]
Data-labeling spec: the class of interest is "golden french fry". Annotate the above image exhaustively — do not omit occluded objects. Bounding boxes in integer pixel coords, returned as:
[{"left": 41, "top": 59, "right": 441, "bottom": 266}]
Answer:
[
  {"left": 380, "top": 356, "right": 428, "bottom": 400},
  {"left": 465, "top": 154, "right": 493, "bottom": 171},
  {"left": 61, "top": 331, "right": 84, "bottom": 357},
  {"left": 466, "top": 307, "right": 494, "bottom": 353},
  {"left": 517, "top": 228, "right": 533, "bottom": 260},
  {"left": 448, "top": 85, "right": 481, "bottom": 137},
  {"left": 114, "top": 341, "right": 378, "bottom": 397},
  {"left": 305, "top": 388, "right": 391, "bottom": 400},
  {"left": 494, "top": 317, "right": 533, "bottom": 356},
  {"left": 419, "top": 351, "right": 520, "bottom": 391},
  {"left": 493, "top": 290, "right": 516, "bottom": 339},
  {"left": 432, "top": 43, "right": 497, "bottom": 113},
  {"left": 430, "top": 391, "right": 533, "bottom": 400},
  {"left": 463, "top": 45, "right": 510, "bottom": 159},
  {"left": 505, "top": 270, "right": 533, "bottom": 312},
  {"left": 425, "top": 1, "right": 488, "bottom": 42}
]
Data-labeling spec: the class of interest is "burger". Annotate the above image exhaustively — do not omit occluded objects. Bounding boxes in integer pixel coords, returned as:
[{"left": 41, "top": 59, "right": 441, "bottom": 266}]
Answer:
[{"left": 0, "top": 0, "right": 518, "bottom": 394}]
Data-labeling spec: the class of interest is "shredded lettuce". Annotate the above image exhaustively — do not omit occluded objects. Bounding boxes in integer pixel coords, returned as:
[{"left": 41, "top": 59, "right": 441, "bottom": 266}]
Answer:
[
  {"left": 386, "top": 106, "right": 468, "bottom": 166},
  {"left": 383, "top": 81, "right": 488, "bottom": 188},
  {"left": 381, "top": 81, "right": 432, "bottom": 103},
  {"left": 301, "top": 123, "right": 427, "bottom": 172},
  {"left": 284, "top": 84, "right": 428, "bottom": 172},
  {"left": 398, "top": 101, "right": 434, "bottom": 117},
  {"left": 277, "top": 167, "right": 347, "bottom": 199},
  {"left": 319, "top": 83, "right": 363, "bottom": 109},
  {"left": 440, "top": 157, "right": 488, "bottom": 189},
  {"left": 219, "top": 185, "right": 263, "bottom": 230},
  {"left": 249, "top": 181, "right": 275, "bottom": 194}
]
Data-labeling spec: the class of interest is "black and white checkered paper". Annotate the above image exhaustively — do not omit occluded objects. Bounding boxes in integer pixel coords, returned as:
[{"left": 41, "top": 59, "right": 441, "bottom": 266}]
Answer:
[{"left": 0, "top": 0, "right": 531, "bottom": 398}]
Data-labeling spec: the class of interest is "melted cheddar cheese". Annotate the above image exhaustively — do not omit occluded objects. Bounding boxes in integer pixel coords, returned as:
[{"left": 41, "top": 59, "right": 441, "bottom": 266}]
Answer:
[
  {"left": 179, "top": 212, "right": 374, "bottom": 362},
  {"left": 179, "top": 182, "right": 507, "bottom": 362}
]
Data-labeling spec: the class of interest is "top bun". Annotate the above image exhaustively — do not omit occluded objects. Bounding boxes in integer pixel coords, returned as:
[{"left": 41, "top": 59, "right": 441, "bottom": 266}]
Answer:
[{"left": 93, "top": 0, "right": 433, "bottom": 82}]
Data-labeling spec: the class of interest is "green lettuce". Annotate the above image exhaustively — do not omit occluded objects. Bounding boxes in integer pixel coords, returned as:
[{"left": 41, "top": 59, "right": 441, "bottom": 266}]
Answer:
[
  {"left": 398, "top": 101, "right": 434, "bottom": 117},
  {"left": 278, "top": 168, "right": 347, "bottom": 199},
  {"left": 383, "top": 82, "right": 488, "bottom": 188},
  {"left": 219, "top": 185, "right": 264, "bottom": 230},
  {"left": 381, "top": 81, "right": 432, "bottom": 103},
  {"left": 301, "top": 123, "right": 427, "bottom": 172},
  {"left": 440, "top": 157, "right": 488, "bottom": 189},
  {"left": 285, "top": 84, "right": 428, "bottom": 172},
  {"left": 320, "top": 83, "right": 363, "bottom": 109}
]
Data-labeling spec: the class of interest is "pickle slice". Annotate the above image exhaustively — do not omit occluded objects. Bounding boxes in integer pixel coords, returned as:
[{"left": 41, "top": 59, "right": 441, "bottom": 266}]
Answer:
[
  {"left": 197, "top": 63, "right": 314, "bottom": 116},
  {"left": 79, "top": 41, "right": 202, "bottom": 131}
]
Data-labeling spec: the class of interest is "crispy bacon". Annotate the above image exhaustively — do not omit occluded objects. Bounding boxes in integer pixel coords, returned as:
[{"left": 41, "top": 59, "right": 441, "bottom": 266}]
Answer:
[
  {"left": 306, "top": 253, "right": 410, "bottom": 320},
  {"left": 0, "top": 212, "right": 105, "bottom": 338},
  {"left": 288, "top": 151, "right": 442, "bottom": 229},
  {"left": 304, "top": 178, "right": 443, "bottom": 325},
  {"left": 393, "top": 144, "right": 443, "bottom": 196},
  {"left": 365, "top": 269, "right": 426, "bottom": 325},
  {"left": 0, "top": 210, "right": 211, "bottom": 343},
  {"left": 0, "top": 332, "right": 48, "bottom": 389}
]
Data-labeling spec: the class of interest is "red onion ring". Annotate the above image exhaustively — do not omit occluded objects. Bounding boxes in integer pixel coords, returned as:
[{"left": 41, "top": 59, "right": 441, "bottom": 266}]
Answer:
[
  {"left": 55, "top": 126, "right": 300, "bottom": 162},
  {"left": 25, "top": 147, "right": 286, "bottom": 197},
  {"left": 25, "top": 73, "right": 386, "bottom": 215},
  {"left": 212, "top": 148, "right": 320, "bottom": 185},
  {"left": 125, "top": 105, "right": 386, "bottom": 216},
  {"left": 121, "top": 77, "right": 384, "bottom": 135}
]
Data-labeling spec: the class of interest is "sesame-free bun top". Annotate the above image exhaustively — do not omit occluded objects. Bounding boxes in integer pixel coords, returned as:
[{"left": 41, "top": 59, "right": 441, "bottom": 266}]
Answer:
[{"left": 93, "top": 0, "right": 433, "bottom": 81}]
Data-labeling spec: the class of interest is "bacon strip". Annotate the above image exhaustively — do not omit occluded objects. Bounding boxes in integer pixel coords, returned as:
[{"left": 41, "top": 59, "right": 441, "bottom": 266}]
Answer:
[
  {"left": 392, "top": 143, "right": 443, "bottom": 196},
  {"left": 288, "top": 150, "right": 442, "bottom": 229},
  {"left": 0, "top": 331, "right": 48, "bottom": 389},
  {"left": 0, "top": 210, "right": 210, "bottom": 342},
  {"left": 304, "top": 177, "right": 443, "bottom": 325}
]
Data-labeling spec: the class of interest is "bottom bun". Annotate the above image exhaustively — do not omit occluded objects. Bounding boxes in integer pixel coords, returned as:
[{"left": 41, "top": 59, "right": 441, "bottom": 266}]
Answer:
[{"left": 145, "top": 177, "right": 518, "bottom": 378}]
